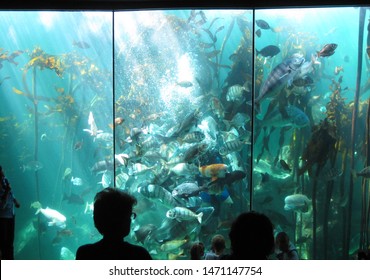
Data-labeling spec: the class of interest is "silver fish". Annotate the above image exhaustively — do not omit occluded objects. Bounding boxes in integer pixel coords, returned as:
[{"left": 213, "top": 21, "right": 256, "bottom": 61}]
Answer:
[
  {"left": 170, "top": 163, "right": 199, "bottom": 177},
  {"left": 166, "top": 206, "right": 203, "bottom": 223},
  {"left": 21, "top": 161, "right": 43, "bottom": 172},
  {"left": 115, "top": 172, "right": 129, "bottom": 189},
  {"left": 83, "top": 111, "right": 102, "bottom": 137},
  {"left": 255, "top": 54, "right": 305, "bottom": 111},
  {"left": 70, "top": 177, "right": 83, "bottom": 186},
  {"left": 219, "top": 139, "right": 249, "bottom": 156},
  {"left": 96, "top": 132, "right": 113, "bottom": 142},
  {"left": 138, "top": 184, "right": 180, "bottom": 209},
  {"left": 172, "top": 182, "right": 200, "bottom": 198},
  {"left": 226, "top": 84, "right": 247, "bottom": 101},
  {"left": 99, "top": 170, "right": 112, "bottom": 188},
  {"left": 224, "top": 112, "right": 250, "bottom": 130},
  {"left": 284, "top": 194, "right": 311, "bottom": 213},
  {"left": 178, "top": 131, "right": 205, "bottom": 144}
]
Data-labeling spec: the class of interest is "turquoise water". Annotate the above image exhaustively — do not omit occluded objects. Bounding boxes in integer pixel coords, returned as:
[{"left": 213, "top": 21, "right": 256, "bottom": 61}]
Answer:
[{"left": 0, "top": 8, "right": 369, "bottom": 260}]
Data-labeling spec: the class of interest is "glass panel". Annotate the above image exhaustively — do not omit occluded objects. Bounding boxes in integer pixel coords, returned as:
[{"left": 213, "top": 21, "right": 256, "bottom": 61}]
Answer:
[
  {"left": 253, "top": 7, "right": 369, "bottom": 259},
  {"left": 114, "top": 10, "right": 252, "bottom": 259},
  {"left": 0, "top": 11, "right": 113, "bottom": 259}
]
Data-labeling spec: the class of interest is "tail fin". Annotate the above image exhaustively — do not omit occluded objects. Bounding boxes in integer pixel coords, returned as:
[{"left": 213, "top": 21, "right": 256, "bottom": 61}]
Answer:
[{"left": 197, "top": 212, "right": 203, "bottom": 224}]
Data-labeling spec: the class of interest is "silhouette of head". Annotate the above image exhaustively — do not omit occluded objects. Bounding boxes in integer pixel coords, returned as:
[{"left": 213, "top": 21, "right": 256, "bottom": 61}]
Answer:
[
  {"left": 190, "top": 242, "right": 205, "bottom": 260},
  {"left": 93, "top": 187, "right": 137, "bottom": 239},
  {"left": 276, "top": 231, "right": 290, "bottom": 252},
  {"left": 211, "top": 234, "right": 225, "bottom": 254},
  {"left": 229, "top": 211, "right": 274, "bottom": 259}
]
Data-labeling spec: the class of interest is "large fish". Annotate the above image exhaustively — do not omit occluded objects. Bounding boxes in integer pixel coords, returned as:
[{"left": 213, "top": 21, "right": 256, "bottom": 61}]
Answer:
[
  {"left": 199, "top": 163, "right": 228, "bottom": 180},
  {"left": 172, "top": 182, "right": 200, "bottom": 199},
  {"left": 35, "top": 206, "right": 67, "bottom": 229},
  {"left": 138, "top": 184, "right": 180, "bottom": 209},
  {"left": 260, "top": 105, "right": 310, "bottom": 129},
  {"left": 256, "top": 45, "right": 280, "bottom": 58},
  {"left": 284, "top": 194, "right": 311, "bottom": 213},
  {"left": 255, "top": 55, "right": 305, "bottom": 112}
]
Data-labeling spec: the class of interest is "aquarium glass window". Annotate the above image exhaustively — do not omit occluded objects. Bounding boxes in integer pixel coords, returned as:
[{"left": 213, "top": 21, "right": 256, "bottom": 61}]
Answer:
[
  {"left": 0, "top": 11, "right": 113, "bottom": 259},
  {"left": 253, "top": 7, "right": 369, "bottom": 260},
  {"left": 114, "top": 10, "right": 252, "bottom": 260},
  {"left": 0, "top": 6, "right": 369, "bottom": 260}
]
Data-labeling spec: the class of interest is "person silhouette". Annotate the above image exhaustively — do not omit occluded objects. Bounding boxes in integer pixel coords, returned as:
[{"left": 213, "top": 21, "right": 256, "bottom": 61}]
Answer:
[
  {"left": 275, "top": 231, "right": 299, "bottom": 260},
  {"left": 0, "top": 165, "right": 20, "bottom": 260},
  {"left": 221, "top": 211, "right": 274, "bottom": 260},
  {"left": 204, "top": 234, "right": 226, "bottom": 260},
  {"left": 190, "top": 242, "right": 205, "bottom": 260},
  {"left": 76, "top": 187, "right": 152, "bottom": 260}
]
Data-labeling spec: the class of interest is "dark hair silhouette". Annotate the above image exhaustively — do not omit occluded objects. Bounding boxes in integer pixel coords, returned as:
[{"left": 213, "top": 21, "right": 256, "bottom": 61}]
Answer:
[
  {"left": 76, "top": 188, "right": 151, "bottom": 260},
  {"left": 228, "top": 211, "right": 274, "bottom": 259},
  {"left": 211, "top": 234, "right": 226, "bottom": 254},
  {"left": 190, "top": 242, "right": 205, "bottom": 260},
  {"left": 93, "top": 187, "right": 136, "bottom": 238}
]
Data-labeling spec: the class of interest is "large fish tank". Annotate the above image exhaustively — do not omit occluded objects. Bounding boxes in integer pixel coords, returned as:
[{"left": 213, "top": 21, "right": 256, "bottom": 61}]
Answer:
[{"left": 0, "top": 4, "right": 369, "bottom": 260}]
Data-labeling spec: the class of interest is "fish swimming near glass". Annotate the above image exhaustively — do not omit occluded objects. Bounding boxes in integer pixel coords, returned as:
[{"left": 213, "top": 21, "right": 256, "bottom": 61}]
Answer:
[
  {"left": 33, "top": 204, "right": 67, "bottom": 229},
  {"left": 316, "top": 43, "right": 337, "bottom": 58},
  {"left": 256, "top": 45, "right": 280, "bottom": 58},
  {"left": 284, "top": 194, "right": 311, "bottom": 213},
  {"left": 172, "top": 182, "right": 201, "bottom": 199},
  {"left": 259, "top": 105, "right": 310, "bottom": 129},
  {"left": 21, "top": 161, "right": 43, "bottom": 172},
  {"left": 138, "top": 184, "right": 181, "bottom": 209},
  {"left": 199, "top": 163, "right": 228, "bottom": 180},
  {"left": 226, "top": 84, "right": 249, "bottom": 102},
  {"left": 255, "top": 54, "right": 305, "bottom": 112},
  {"left": 166, "top": 206, "right": 203, "bottom": 223},
  {"left": 83, "top": 111, "right": 103, "bottom": 138}
]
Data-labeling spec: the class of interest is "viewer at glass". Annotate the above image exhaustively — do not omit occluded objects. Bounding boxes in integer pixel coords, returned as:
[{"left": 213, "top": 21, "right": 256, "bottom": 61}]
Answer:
[
  {"left": 0, "top": 165, "right": 20, "bottom": 260},
  {"left": 76, "top": 187, "right": 152, "bottom": 260}
]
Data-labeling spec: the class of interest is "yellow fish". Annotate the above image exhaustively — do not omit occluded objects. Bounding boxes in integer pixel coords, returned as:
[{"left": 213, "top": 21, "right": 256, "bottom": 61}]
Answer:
[{"left": 12, "top": 87, "right": 25, "bottom": 95}]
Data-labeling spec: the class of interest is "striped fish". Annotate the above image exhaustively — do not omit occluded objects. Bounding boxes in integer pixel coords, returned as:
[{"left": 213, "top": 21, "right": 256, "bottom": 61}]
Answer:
[
  {"left": 138, "top": 184, "right": 180, "bottom": 209},
  {"left": 219, "top": 139, "right": 249, "bottom": 156},
  {"left": 255, "top": 55, "right": 304, "bottom": 112}
]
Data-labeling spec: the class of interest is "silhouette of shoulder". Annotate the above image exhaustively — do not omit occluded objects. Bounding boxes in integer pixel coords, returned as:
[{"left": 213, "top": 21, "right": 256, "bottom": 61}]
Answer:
[{"left": 76, "top": 240, "right": 152, "bottom": 260}]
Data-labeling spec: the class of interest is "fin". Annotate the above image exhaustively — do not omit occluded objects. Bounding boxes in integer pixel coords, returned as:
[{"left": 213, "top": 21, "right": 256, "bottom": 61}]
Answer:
[
  {"left": 197, "top": 212, "right": 203, "bottom": 223},
  {"left": 278, "top": 72, "right": 289, "bottom": 80},
  {"left": 223, "top": 196, "right": 234, "bottom": 204}
]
